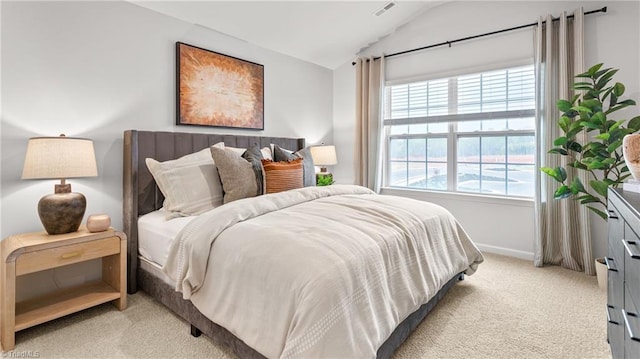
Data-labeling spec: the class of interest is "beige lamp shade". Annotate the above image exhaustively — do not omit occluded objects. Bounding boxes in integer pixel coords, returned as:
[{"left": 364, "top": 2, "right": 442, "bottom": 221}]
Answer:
[
  {"left": 22, "top": 135, "right": 98, "bottom": 235},
  {"left": 22, "top": 136, "right": 98, "bottom": 180},
  {"left": 310, "top": 145, "right": 337, "bottom": 167}
]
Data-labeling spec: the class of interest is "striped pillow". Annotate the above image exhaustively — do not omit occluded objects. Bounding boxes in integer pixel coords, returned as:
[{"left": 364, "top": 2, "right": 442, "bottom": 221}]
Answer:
[{"left": 261, "top": 159, "right": 304, "bottom": 194}]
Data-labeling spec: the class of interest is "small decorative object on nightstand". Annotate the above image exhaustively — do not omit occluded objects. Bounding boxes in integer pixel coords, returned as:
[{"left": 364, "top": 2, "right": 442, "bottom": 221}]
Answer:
[
  {"left": 21, "top": 135, "right": 98, "bottom": 235},
  {"left": 311, "top": 145, "right": 337, "bottom": 186},
  {"left": 0, "top": 227, "right": 127, "bottom": 351},
  {"left": 87, "top": 214, "right": 111, "bottom": 233}
]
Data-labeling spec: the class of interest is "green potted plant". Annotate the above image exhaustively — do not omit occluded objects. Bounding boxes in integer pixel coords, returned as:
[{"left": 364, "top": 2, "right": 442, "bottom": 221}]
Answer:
[
  {"left": 541, "top": 63, "right": 640, "bottom": 221},
  {"left": 316, "top": 173, "right": 335, "bottom": 186}
]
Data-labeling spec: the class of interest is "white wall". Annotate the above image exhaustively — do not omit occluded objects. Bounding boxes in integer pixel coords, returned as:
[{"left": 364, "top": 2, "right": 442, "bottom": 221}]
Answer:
[
  {"left": 1, "top": 0, "right": 333, "bottom": 237},
  {"left": 332, "top": 1, "right": 640, "bottom": 260},
  {"left": 1, "top": 1, "right": 333, "bottom": 298},
  {"left": 332, "top": 61, "right": 356, "bottom": 184}
]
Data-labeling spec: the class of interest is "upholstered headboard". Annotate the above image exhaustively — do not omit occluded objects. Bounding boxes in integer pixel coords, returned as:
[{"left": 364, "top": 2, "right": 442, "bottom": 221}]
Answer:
[{"left": 123, "top": 130, "right": 305, "bottom": 293}]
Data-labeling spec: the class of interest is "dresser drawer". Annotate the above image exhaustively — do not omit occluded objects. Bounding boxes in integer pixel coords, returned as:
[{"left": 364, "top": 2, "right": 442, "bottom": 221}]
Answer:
[
  {"left": 610, "top": 203, "right": 625, "bottom": 265},
  {"left": 624, "top": 229, "right": 640, "bottom": 310},
  {"left": 15, "top": 236, "right": 120, "bottom": 276},
  {"left": 609, "top": 257, "right": 625, "bottom": 308},
  {"left": 624, "top": 290, "right": 640, "bottom": 359},
  {"left": 609, "top": 304, "right": 626, "bottom": 359}
]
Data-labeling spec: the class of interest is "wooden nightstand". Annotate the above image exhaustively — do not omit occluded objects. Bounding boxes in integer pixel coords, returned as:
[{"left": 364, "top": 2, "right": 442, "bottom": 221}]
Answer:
[{"left": 0, "top": 226, "right": 126, "bottom": 351}]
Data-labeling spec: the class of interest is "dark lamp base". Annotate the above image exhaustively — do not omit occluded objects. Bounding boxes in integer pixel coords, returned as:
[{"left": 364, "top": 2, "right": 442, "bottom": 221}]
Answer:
[{"left": 38, "top": 192, "right": 86, "bottom": 235}]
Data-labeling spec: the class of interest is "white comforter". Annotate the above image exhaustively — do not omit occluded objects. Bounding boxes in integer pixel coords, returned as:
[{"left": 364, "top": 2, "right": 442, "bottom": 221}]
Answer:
[{"left": 164, "top": 185, "right": 483, "bottom": 358}]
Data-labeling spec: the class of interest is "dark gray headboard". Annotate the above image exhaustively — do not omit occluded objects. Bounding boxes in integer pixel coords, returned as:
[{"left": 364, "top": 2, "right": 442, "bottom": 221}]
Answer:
[{"left": 123, "top": 130, "right": 305, "bottom": 293}]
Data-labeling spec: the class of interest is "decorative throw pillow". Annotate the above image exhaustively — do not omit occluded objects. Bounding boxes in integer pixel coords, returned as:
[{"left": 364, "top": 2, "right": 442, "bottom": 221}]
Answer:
[
  {"left": 273, "top": 145, "right": 316, "bottom": 186},
  {"left": 242, "top": 145, "right": 266, "bottom": 195},
  {"left": 210, "top": 146, "right": 259, "bottom": 204},
  {"left": 145, "top": 148, "right": 223, "bottom": 219},
  {"left": 261, "top": 158, "right": 304, "bottom": 194},
  {"left": 214, "top": 142, "right": 272, "bottom": 160},
  {"left": 261, "top": 147, "right": 273, "bottom": 160}
]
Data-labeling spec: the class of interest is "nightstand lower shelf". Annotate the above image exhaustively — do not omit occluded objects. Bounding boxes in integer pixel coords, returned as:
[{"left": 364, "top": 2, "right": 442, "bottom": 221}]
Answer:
[
  {"left": 15, "top": 280, "right": 121, "bottom": 331},
  {"left": 1, "top": 227, "right": 127, "bottom": 351}
]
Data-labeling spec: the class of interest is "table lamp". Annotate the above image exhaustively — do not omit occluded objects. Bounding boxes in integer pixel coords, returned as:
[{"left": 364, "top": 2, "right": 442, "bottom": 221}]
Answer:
[
  {"left": 310, "top": 145, "right": 337, "bottom": 185},
  {"left": 21, "top": 135, "right": 98, "bottom": 235}
]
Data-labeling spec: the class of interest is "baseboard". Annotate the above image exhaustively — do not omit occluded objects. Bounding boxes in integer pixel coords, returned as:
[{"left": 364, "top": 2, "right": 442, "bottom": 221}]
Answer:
[{"left": 474, "top": 243, "right": 534, "bottom": 261}]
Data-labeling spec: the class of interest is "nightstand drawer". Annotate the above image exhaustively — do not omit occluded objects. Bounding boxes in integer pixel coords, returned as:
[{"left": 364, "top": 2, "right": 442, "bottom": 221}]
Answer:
[{"left": 15, "top": 236, "right": 120, "bottom": 275}]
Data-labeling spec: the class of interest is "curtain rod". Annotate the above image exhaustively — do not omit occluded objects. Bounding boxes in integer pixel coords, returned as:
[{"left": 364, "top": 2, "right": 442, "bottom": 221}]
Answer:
[{"left": 352, "top": 6, "right": 607, "bottom": 66}]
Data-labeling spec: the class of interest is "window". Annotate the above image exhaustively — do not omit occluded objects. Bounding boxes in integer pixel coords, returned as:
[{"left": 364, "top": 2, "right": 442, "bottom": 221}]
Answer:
[{"left": 383, "top": 65, "right": 535, "bottom": 197}]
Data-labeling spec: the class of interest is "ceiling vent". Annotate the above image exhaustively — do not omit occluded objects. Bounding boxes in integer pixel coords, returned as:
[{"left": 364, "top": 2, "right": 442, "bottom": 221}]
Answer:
[{"left": 374, "top": 1, "right": 397, "bottom": 17}]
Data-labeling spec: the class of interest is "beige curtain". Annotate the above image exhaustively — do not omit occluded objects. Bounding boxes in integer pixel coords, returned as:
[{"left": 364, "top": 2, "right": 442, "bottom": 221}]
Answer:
[
  {"left": 355, "top": 56, "right": 385, "bottom": 192},
  {"left": 534, "top": 8, "right": 594, "bottom": 275}
]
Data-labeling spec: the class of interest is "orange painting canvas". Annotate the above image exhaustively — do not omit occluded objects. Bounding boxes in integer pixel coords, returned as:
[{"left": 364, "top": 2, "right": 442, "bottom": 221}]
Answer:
[{"left": 176, "top": 42, "right": 264, "bottom": 129}]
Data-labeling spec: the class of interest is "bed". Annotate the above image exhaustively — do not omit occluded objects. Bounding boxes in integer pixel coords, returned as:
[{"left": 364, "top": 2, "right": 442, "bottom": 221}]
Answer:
[{"left": 123, "top": 129, "right": 483, "bottom": 358}]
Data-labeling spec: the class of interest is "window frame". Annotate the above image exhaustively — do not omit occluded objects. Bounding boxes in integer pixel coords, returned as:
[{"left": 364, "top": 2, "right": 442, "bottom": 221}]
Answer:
[{"left": 382, "top": 63, "right": 536, "bottom": 199}]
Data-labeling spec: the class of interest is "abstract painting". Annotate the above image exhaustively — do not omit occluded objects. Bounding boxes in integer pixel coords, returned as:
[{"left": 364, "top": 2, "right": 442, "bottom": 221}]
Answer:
[{"left": 176, "top": 42, "right": 264, "bottom": 130}]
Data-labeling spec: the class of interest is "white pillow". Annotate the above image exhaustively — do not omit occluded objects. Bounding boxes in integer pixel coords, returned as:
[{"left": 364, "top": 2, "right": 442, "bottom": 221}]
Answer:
[
  {"left": 214, "top": 142, "right": 272, "bottom": 160},
  {"left": 145, "top": 148, "right": 223, "bottom": 219},
  {"left": 261, "top": 147, "right": 272, "bottom": 160}
]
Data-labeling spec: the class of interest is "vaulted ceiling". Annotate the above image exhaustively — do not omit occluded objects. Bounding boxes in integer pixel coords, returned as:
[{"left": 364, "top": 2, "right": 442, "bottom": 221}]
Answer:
[{"left": 130, "top": 1, "right": 445, "bottom": 69}]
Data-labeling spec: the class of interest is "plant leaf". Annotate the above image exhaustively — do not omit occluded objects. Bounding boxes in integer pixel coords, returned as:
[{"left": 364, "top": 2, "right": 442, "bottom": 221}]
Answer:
[
  {"left": 609, "top": 129, "right": 625, "bottom": 143},
  {"left": 591, "top": 112, "right": 606, "bottom": 125},
  {"left": 587, "top": 206, "right": 608, "bottom": 221},
  {"left": 554, "top": 137, "right": 568, "bottom": 146},
  {"left": 548, "top": 148, "right": 568, "bottom": 155},
  {"left": 575, "top": 72, "right": 592, "bottom": 79},
  {"left": 619, "top": 173, "right": 632, "bottom": 183},
  {"left": 582, "top": 121, "right": 601, "bottom": 130},
  {"left": 596, "top": 68, "right": 618, "bottom": 89},
  {"left": 571, "top": 94, "right": 580, "bottom": 104},
  {"left": 610, "top": 92, "right": 619, "bottom": 108},
  {"left": 570, "top": 177, "right": 586, "bottom": 194},
  {"left": 607, "top": 139, "right": 623, "bottom": 154},
  {"left": 609, "top": 120, "right": 626, "bottom": 132},
  {"left": 601, "top": 86, "right": 615, "bottom": 102},
  {"left": 628, "top": 116, "right": 640, "bottom": 131},
  {"left": 587, "top": 63, "right": 604, "bottom": 77},
  {"left": 567, "top": 141, "right": 582, "bottom": 153},
  {"left": 594, "top": 67, "right": 612, "bottom": 80},
  {"left": 587, "top": 161, "right": 606, "bottom": 170},
  {"left": 557, "top": 100, "right": 573, "bottom": 113},
  {"left": 579, "top": 195, "right": 600, "bottom": 204},
  {"left": 558, "top": 116, "right": 571, "bottom": 132},
  {"left": 554, "top": 185, "right": 572, "bottom": 199},
  {"left": 613, "top": 82, "right": 625, "bottom": 97},
  {"left": 589, "top": 180, "right": 609, "bottom": 197},
  {"left": 572, "top": 105, "right": 593, "bottom": 114},
  {"left": 541, "top": 167, "right": 567, "bottom": 183},
  {"left": 581, "top": 99, "right": 602, "bottom": 112},
  {"left": 607, "top": 102, "right": 635, "bottom": 115},
  {"left": 572, "top": 160, "right": 588, "bottom": 170}
]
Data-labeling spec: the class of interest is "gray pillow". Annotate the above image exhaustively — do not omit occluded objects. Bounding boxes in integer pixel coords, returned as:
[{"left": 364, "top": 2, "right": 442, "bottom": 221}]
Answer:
[
  {"left": 210, "top": 146, "right": 258, "bottom": 204},
  {"left": 242, "top": 145, "right": 265, "bottom": 195},
  {"left": 273, "top": 145, "right": 316, "bottom": 187}
]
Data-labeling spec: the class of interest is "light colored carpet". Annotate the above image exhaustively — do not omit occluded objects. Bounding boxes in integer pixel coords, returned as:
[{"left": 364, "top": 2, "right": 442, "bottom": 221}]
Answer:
[{"left": 10, "top": 253, "right": 610, "bottom": 358}]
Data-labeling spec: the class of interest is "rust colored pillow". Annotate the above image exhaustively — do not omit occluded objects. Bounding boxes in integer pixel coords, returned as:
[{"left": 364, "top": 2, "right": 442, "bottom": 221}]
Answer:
[{"left": 261, "top": 158, "right": 304, "bottom": 194}]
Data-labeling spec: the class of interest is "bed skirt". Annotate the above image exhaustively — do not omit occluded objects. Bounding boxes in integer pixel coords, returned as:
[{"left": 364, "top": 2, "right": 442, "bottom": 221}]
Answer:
[{"left": 137, "top": 266, "right": 462, "bottom": 359}]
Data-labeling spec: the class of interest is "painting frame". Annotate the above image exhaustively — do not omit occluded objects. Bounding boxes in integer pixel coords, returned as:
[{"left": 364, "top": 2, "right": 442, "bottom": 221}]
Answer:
[{"left": 176, "top": 42, "right": 264, "bottom": 130}]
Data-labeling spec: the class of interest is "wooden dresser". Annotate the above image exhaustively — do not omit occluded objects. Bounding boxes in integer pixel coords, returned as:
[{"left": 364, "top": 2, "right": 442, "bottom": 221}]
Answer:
[{"left": 607, "top": 188, "right": 640, "bottom": 358}]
